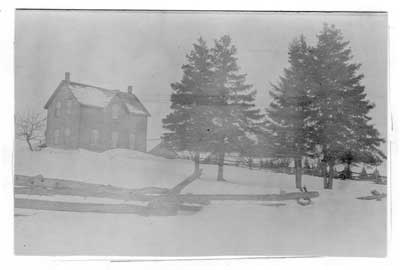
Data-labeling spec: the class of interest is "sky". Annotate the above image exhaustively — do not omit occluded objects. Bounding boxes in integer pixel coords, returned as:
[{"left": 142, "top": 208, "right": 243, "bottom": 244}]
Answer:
[{"left": 15, "top": 10, "right": 387, "bottom": 151}]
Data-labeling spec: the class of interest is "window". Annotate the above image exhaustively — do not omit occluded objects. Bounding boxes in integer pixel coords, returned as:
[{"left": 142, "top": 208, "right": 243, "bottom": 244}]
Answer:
[
  {"left": 66, "top": 100, "right": 72, "bottom": 114},
  {"left": 65, "top": 128, "right": 71, "bottom": 137},
  {"left": 91, "top": 129, "right": 99, "bottom": 145},
  {"left": 54, "top": 129, "right": 60, "bottom": 145},
  {"left": 111, "top": 132, "right": 119, "bottom": 148},
  {"left": 55, "top": 101, "right": 62, "bottom": 117},
  {"left": 129, "top": 133, "right": 136, "bottom": 150},
  {"left": 112, "top": 104, "right": 119, "bottom": 119}
]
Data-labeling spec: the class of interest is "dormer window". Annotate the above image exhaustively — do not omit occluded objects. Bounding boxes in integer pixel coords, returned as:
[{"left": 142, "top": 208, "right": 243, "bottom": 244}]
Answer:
[
  {"left": 55, "top": 101, "right": 62, "bottom": 117},
  {"left": 112, "top": 104, "right": 119, "bottom": 119}
]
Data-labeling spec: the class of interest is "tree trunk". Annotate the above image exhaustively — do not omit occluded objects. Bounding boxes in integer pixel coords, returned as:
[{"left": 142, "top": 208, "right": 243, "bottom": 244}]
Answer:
[
  {"left": 26, "top": 137, "right": 33, "bottom": 151},
  {"left": 217, "top": 151, "right": 225, "bottom": 181},
  {"left": 194, "top": 152, "right": 200, "bottom": 174},
  {"left": 248, "top": 158, "right": 253, "bottom": 170},
  {"left": 294, "top": 157, "right": 302, "bottom": 189},
  {"left": 322, "top": 162, "right": 329, "bottom": 189},
  {"left": 327, "top": 161, "right": 335, "bottom": 189},
  {"left": 169, "top": 169, "right": 203, "bottom": 194},
  {"left": 344, "top": 161, "right": 352, "bottom": 180}
]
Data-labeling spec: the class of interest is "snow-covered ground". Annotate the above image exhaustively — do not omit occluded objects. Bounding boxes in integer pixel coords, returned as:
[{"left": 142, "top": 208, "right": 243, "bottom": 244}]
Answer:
[{"left": 14, "top": 140, "right": 387, "bottom": 257}]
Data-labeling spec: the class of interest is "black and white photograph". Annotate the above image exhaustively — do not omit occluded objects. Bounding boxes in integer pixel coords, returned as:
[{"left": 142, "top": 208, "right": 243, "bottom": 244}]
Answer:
[{"left": 13, "top": 10, "right": 388, "bottom": 257}]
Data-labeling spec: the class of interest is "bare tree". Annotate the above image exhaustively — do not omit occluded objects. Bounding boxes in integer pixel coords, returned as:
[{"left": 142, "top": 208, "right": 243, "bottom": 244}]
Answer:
[{"left": 15, "top": 111, "right": 46, "bottom": 151}]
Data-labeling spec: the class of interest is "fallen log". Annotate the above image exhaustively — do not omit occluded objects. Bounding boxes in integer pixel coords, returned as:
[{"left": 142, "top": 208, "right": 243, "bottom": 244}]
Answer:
[
  {"left": 14, "top": 198, "right": 202, "bottom": 216},
  {"left": 146, "top": 195, "right": 180, "bottom": 215},
  {"left": 14, "top": 174, "right": 210, "bottom": 215},
  {"left": 15, "top": 174, "right": 113, "bottom": 190},
  {"left": 14, "top": 198, "right": 201, "bottom": 216},
  {"left": 357, "top": 190, "right": 386, "bottom": 201},
  {"left": 146, "top": 169, "right": 204, "bottom": 215},
  {"left": 177, "top": 192, "right": 319, "bottom": 201},
  {"left": 15, "top": 180, "right": 319, "bottom": 203},
  {"left": 15, "top": 174, "right": 169, "bottom": 196},
  {"left": 130, "top": 192, "right": 319, "bottom": 204},
  {"left": 178, "top": 204, "right": 203, "bottom": 212},
  {"left": 260, "top": 203, "right": 286, "bottom": 207},
  {"left": 357, "top": 194, "right": 386, "bottom": 201},
  {"left": 15, "top": 186, "right": 123, "bottom": 200},
  {"left": 169, "top": 169, "right": 202, "bottom": 194},
  {"left": 14, "top": 186, "right": 211, "bottom": 205},
  {"left": 15, "top": 198, "right": 149, "bottom": 215}
]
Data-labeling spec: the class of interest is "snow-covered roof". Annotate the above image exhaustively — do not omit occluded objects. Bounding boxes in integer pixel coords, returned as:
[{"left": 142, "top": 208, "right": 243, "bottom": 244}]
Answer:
[
  {"left": 69, "top": 84, "right": 116, "bottom": 108},
  {"left": 44, "top": 80, "right": 150, "bottom": 116},
  {"left": 125, "top": 103, "right": 148, "bottom": 115}
]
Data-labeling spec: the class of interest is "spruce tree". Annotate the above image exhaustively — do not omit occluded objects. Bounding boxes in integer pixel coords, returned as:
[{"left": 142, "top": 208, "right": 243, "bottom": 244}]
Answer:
[
  {"left": 162, "top": 37, "right": 214, "bottom": 173},
  {"left": 309, "top": 24, "right": 385, "bottom": 189},
  {"left": 209, "top": 35, "right": 263, "bottom": 181},
  {"left": 265, "top": 35, "right": 314, "bottom": 188}
]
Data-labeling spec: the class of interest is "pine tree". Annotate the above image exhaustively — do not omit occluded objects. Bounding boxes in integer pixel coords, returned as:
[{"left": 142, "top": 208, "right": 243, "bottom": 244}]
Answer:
[
  {"left": 308, "top": 24, "right": 385, "bottom": 189},
  {"left": 162, "top": 37, "right": 214, "bottom": 173},
  {"left": 265, "top": 35, "right": 314, "bottom": 188},
  {"left": 208, "top": 35, "right": 263, "bottom": 181}
]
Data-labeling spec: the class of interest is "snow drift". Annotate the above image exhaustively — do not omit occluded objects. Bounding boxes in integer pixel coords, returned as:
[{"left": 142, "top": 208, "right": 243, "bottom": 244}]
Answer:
[{"left": 14, "top": 140, "right": 387, "bottom": 257}]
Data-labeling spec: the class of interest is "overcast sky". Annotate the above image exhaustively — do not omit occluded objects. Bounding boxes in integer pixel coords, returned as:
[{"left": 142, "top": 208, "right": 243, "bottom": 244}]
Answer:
[{"left": 15, "top": 10, "right": 387, "bottom": 150}]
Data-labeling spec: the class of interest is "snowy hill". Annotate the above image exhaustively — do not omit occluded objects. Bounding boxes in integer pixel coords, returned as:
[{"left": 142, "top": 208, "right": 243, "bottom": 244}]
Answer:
[
  {"left": 15, "top": 140, "right": 283, "bottom": 194},
  {"left": 14, "top": 140, "right": 387, "bottom": 257}
]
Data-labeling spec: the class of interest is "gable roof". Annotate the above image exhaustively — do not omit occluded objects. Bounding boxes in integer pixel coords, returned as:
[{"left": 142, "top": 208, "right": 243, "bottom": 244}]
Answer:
[
  {"left": 44, "top": 80, "right": 150, "bottom": 116},
  {"left": 69, "top": 83, "right": 117, "bottom": 108},
  {"left": 116, "top": 91, "right": 151, "bottom": 116}
]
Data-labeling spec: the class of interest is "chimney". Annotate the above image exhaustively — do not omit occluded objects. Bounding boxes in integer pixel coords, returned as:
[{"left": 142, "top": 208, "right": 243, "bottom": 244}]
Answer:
[
  {"left": 127, "top": 85, "right": 133, "bottom": 94},
  {"left": 65, "top": 72, "right": 70, "bottom": 82}
]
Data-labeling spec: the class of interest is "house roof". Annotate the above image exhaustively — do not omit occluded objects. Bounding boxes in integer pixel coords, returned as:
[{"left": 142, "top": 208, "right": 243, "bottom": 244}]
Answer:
[
  {"left": 69, "top": 83, "right": 117, "bottom": 108},
  {"left": 116, "top": 91, "right": 151, "bottom": 116},
  {"left": 44, "top": 80, "right": 150, "bottom": 116}
]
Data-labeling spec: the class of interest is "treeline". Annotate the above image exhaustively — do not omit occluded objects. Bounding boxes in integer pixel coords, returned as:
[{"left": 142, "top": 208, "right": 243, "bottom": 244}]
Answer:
[{"left": 162, "top": 24, "right": 385, "bottom": 189}]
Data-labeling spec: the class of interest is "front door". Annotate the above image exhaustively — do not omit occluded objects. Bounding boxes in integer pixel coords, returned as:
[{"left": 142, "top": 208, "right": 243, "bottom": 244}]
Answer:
[{"left": 129, "top": 133, "right": 136, "bottom": 150}]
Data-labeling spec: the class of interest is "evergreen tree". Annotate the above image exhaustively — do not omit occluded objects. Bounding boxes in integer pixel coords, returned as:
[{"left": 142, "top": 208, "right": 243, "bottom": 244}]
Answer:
[
  {"left": 265, "top": 35, "right": 314, "bottom": 188},
  {"left": 208, "top": 35, "right": 263, "bottom": 181},
  {"left": 373, "top": 168, "right": 381, "bottom": 183},
  {"left": 359, "top": 167, "right": 368, "bottom": 179},
  {"left": 308, "top": 24, "right": 385, "bottom": 189},
  {"left": 162, "top": 38, "right": 214, "bottom": 173}
]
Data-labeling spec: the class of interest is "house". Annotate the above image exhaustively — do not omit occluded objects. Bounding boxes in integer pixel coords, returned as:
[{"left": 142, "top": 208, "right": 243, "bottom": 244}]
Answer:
[
  {"left": 44, "top": 72, "right": 150, "bottom": 152},
  {"left": 149, "top": 140, "right": 179, "bottom": 159}
]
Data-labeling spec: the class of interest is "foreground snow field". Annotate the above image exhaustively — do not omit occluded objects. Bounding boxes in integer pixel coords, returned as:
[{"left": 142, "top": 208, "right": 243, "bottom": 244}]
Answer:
[{"left": 14, "top": 141, "right": 387, "bottom": 257}]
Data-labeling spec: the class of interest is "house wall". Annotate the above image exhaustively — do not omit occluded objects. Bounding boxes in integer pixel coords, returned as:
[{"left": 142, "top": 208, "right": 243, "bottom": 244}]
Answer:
[
  {"left": 45, "top": 85, "right": 80, "bottom": 149},
  {"left": 46, "top": 85, "right": 148, "bottom": 152},
  {"left": 101, "top": 96, "right": 147, "bottom": 152},
  {"left": 78, "top": 105, "right": 107, "bottom": 151},
  {"left": 78, "top": 103, "right": 148, "bottom": 152}
]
